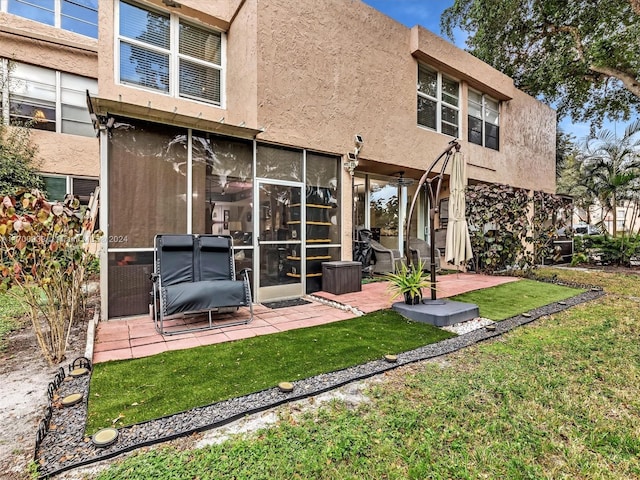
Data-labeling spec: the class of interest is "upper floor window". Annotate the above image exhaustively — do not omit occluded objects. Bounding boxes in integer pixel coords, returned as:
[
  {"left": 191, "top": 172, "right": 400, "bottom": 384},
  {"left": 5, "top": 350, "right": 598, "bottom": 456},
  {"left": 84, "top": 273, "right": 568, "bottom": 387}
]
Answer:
[
  {"left": 417, "top": 65, "right": 459, "bottom": 137},
  {"left": 117, "top": 0, "right": 223, "bottom": 106},
  {"left": 2, "top": 59, "right": 98, "bottom": 137},
  {"left": 5, "top": 0, "right": 98, "bottom": 38},
  {"left": 468, "top": 90, "right": 499, "bottom": 150}
]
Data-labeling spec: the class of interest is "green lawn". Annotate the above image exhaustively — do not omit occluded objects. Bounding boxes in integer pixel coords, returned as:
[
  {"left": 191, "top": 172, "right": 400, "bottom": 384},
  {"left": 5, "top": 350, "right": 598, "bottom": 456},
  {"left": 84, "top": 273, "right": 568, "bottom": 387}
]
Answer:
[
  {"left": 87, "top": 310, "right": 454, "bottom": 433},
  {"left": 87, "top": 278, "right": 584, "bottom": 435},
  {"left": 93, "top": 269, "right": 640, "bottom": 480},
  {"left": 451, "top": 278, "right": 584, "bottom": 320}
]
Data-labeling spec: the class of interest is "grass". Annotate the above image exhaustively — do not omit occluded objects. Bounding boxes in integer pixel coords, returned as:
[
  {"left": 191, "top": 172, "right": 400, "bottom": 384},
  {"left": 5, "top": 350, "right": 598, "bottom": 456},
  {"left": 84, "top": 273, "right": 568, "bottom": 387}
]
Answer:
[
  {"left": 93, "top": 269, "right": 640, "bottom": 480},
  {"left": 87, "top": 310, "right": 455, "bottom": 433},
  {"left": 451, "top": 278, "right": 584, "bottom": 320},
  {"left": 87, "top": 277, "right": 583, "bottom": 434},
  {"left": 0, "top": 289, "right": 27, "bottom": 351}
]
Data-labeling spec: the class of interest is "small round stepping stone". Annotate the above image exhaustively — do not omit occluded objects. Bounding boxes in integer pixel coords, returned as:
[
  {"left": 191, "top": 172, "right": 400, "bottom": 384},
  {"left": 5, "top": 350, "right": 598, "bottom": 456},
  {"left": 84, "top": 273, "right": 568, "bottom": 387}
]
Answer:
[
  {"left": 92, "top": 428, "right": 118, "bottom": 448},
  {"left": 521, "top": 313, "right": 532, "bottom": 318},
  {"left": 384, "top": 354, "right": 398, "bottom": 363},
  {"left": 61, "top": 393, "right": 83, "bottom": 407},
  {"left": 278, "top": 382, "right": 294, "bottom": 393},
  {"left": 70, "top": 367, "right": 89, "bottom": 377}
]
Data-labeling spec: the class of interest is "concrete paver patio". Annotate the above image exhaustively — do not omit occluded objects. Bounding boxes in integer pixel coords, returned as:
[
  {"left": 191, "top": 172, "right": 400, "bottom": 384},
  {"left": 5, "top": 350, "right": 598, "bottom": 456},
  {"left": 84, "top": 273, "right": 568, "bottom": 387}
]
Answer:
[{"left": 93, "top": 273, "right": 519, "bottom": 363}]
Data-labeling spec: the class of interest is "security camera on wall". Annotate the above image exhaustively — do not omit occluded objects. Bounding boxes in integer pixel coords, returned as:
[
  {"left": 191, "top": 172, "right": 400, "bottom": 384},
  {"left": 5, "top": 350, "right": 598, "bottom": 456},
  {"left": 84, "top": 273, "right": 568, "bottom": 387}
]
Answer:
[
  {"left": 347, "top": 151, "right": 357, "bottom": 161},
  {"left": 354, "top": 134, "right": 364, "bottom": 147}
]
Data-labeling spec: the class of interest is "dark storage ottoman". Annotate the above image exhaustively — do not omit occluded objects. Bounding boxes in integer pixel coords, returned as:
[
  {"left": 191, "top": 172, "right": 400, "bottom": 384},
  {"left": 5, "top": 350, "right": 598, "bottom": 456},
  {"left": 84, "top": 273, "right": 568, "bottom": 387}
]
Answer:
[{"left": 322, "top": 261, "right": 362, "bottom": 295}]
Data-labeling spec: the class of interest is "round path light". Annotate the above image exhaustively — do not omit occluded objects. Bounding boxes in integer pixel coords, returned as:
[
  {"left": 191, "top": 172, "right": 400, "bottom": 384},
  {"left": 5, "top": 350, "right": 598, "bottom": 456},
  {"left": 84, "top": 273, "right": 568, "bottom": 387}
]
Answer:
[
  {"left": 485, "top": 324, "right": 496, "bottom": 332},
  {"left": 92, "top": 428, "right": 119, "bottom": 448},
  {"left": 70, "top": 367, "right": 89, "bottom": 378},
  {"left": 61, "top": 393, "right": 83, "bottom": 407},
  {"left": 384, "top": 354, "right": 398, "bottom": 363},
  {"left": 522, "top": 313, "right": 532, "bottom": 318},
  {"left": 278, "top": 382, "right": 294, "bottom": 393}
]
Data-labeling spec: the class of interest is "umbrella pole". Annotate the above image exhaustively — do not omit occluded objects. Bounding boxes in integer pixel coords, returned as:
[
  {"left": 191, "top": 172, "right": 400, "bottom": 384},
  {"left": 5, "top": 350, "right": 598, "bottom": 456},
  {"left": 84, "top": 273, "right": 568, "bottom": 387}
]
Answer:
[
  {"left": 428, "top": 193, "right": 438, "bottom": 300},
  {"left": 404, "top": 140, "right": 460, "bottom": 301}
]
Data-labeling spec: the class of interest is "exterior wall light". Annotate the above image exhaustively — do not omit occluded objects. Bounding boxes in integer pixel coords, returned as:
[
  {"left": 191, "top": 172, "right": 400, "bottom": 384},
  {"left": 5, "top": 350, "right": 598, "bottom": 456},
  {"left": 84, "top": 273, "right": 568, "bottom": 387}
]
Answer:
[{"left": 344, "top": 134, "right": 364, "bottom": 176}]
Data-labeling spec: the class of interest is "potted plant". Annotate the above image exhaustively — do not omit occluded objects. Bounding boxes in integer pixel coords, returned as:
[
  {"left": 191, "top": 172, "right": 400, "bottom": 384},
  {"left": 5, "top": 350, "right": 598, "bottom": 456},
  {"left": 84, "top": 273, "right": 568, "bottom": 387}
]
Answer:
[{"left": 385, "top": 259, "right": 430, "bottom": 304}]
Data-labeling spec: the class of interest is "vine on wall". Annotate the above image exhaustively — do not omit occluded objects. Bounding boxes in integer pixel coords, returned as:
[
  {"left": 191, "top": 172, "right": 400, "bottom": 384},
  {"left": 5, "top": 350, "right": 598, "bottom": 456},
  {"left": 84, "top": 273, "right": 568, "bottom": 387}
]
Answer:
[{"left": 465, "top": 183, "right": 571, "bottom": 274}]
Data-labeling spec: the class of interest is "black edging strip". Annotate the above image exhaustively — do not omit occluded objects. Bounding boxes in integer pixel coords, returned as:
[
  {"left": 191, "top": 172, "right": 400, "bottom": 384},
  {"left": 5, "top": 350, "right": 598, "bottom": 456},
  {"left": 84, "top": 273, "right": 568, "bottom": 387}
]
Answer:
[{"left": 37, "top": 288, "right": 605, "bottom": 479}]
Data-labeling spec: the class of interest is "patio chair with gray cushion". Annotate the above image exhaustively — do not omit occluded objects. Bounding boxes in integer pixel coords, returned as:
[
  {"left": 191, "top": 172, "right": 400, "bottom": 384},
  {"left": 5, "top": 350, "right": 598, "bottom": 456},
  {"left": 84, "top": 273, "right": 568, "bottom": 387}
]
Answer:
[
  {"left": 409, "top": 237, "right": 441, "bottom": 272},
  {"left": 369, "top": 239, "right": 404, "bottom": 274}
]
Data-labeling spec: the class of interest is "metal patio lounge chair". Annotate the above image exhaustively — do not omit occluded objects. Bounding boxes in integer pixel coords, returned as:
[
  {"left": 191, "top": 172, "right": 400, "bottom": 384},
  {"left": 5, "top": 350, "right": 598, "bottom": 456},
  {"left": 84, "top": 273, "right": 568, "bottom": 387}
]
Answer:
[{"left": 151, "top": 234, "right": 253, "bottom": 335}]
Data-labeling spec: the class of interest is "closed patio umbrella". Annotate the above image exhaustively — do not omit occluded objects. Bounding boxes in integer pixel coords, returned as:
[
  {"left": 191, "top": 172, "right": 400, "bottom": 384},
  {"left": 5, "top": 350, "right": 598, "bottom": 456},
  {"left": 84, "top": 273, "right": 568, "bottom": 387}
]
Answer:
[{"left": 445, "top": 151, "right": 473, "bottom": 266}]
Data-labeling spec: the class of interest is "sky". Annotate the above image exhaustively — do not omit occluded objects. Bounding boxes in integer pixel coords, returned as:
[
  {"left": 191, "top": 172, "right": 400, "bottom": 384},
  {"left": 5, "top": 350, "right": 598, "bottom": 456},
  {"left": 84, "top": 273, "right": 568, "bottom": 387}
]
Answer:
[{"left": 361, "top": 0, "right": 615, "bottom": 142}]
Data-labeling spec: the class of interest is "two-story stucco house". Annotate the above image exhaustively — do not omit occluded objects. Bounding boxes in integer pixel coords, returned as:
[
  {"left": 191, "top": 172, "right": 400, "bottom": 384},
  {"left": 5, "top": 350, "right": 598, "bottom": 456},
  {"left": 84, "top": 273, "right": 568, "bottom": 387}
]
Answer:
[{"left": 0, "top": 0, "right": 557, "bottom": 320}]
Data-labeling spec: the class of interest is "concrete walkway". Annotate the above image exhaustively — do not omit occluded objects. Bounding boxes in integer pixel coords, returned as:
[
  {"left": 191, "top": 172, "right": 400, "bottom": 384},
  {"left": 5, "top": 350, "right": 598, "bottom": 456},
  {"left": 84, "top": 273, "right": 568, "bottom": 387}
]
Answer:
[{"left": 93, "top": 273, "right": 519, "bottom": 363}]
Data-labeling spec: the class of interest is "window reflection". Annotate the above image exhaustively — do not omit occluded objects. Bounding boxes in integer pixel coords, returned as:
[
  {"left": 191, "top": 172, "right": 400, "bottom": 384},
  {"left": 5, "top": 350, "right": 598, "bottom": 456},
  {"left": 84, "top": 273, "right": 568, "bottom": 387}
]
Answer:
[
  {"left": 369, "top": 179, "right": 398, "bottom": 249},
  {"left": 256, "top": 144, "right": 302, "bottom": 181},
  {"left": 192, "top": 134, "right": 253, "bottom": 246}
]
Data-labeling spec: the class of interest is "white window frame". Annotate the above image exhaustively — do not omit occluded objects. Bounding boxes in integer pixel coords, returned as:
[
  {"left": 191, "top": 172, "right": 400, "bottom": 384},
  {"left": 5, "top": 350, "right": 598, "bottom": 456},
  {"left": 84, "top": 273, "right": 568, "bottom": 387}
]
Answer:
[
  {"left": 0, "top": 59, "right": 98, "bottom": 137},
  {"left": 468, "top": 89, "right": 500, "bottom": 150},
  {"left": 115, "top": 0, "right": 226, "bottom": 108},
  {"left": 417, "top": 64, "right": 460, "bottom": 137},
  {"left": 1, "top": 0, "right": 98, "bottom": 38},
  {"left": 41, "top": 173, "right": 99, "bottom": 202}
]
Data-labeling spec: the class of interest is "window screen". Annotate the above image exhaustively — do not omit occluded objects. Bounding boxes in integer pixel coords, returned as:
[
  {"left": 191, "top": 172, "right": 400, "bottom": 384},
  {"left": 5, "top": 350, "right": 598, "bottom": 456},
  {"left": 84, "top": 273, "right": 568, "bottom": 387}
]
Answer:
[{"left": 119, "top": 1, "right": 170, "bottom": 92}]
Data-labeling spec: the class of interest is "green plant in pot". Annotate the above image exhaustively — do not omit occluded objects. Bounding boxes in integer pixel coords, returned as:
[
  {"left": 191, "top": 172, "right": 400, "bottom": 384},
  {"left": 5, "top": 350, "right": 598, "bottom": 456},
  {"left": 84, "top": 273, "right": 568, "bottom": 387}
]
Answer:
[{"left": 385, "top": 259, "right": 430, "bottom": 305}]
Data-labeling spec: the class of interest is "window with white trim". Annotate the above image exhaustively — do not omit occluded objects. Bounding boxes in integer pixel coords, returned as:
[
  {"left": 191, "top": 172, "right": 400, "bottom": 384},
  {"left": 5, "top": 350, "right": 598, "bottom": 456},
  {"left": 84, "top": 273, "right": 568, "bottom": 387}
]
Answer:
[
  {"left": 417, "top": 65, "right": 459, "bottom": 137},
  {"left": 117, "top": 0, "right": 223, "bottom": 106},
  {"left": 1, "top": 60, "right": 97, "bottom": 136},
  {"left": 468, "top": 90, "right": 499, "bottom": 150},
  {"left": 5, "top": 0, "right": 98, "bottom": 38},
  {"left": 41, "top": 174, "right": 98, "bottom": 204}
]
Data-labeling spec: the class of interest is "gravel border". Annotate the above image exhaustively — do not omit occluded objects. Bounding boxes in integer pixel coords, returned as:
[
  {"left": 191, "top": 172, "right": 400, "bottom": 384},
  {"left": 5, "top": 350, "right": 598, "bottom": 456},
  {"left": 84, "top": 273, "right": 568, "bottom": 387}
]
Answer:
[{"left": 36, "top": 288, "right": 605, "bottom": 479}]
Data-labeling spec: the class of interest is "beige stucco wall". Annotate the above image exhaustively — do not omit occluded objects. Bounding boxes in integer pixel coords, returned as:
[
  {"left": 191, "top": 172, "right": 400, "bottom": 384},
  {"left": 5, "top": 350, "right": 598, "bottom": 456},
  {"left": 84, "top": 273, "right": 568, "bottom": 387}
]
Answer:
[
  {"left": 2, "top": 0, "right": 556, "bottom": 194},
  {"left": 0, "top": 13, "right": 97, "bottom": 76},
  {"left": 253, "top": 0, "right": 556, "bottom": 192},
  {"left": 0, "top": 12, "right": 99, "bottom": 179},
  {"left": 97, "top": 1, "right": 235, "bottom": 127},
  {"left": 30, "top": 130, "right": 99, "bottom": 177}
]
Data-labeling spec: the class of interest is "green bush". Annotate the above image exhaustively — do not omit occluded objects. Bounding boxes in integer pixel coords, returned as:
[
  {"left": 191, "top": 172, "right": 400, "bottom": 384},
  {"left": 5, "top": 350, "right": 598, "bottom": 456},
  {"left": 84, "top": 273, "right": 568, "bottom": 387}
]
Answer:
[
  {"left": 573, "top": 234, "right": 640, "bottom": 267},
  {"left": 0, "top": 190, "right": 100, "bottom": 364}
]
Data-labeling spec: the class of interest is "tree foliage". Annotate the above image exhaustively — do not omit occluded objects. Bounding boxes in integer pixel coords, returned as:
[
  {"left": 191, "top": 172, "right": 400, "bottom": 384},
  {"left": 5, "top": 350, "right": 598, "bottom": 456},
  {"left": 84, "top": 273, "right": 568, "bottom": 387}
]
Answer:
[
  {"left": 579, "top": 119, "right": 640, "bottom": 236},
  {"left": 441, "top": 0, "right": 640, "bottom": 124},
  {"left": 0, "top": 123, "right": 44, "bottom": 196},
  {"left": 556, "top": 130, "right": 579, "bottom": 180}
]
